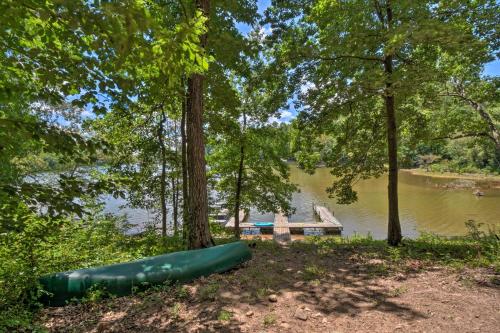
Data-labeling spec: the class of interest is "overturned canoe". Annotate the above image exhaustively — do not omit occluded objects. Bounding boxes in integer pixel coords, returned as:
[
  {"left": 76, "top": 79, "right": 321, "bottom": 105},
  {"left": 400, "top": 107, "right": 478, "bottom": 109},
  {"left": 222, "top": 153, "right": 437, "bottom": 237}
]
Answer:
[{"left": 39, "top": 241, "right": 251, "bottom": 306}]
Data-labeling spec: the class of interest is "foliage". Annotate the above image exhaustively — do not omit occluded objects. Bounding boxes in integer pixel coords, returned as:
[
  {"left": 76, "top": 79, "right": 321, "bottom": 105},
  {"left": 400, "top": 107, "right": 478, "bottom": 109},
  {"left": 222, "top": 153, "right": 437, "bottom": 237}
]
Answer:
[
  {"left": 0, "top": 0, "right": 498, "bottom": 329},
  {"left": 209, "top": 119, "right": 298, "bottom": 216},
  {"left": 0, "top": 203, "right": 185, "bottom": 332},
  {"left": 265, "top": 0, "right": 496, "bottom": 204},
  {"left": 263, "top": 313, "right": 277, "bottom": 326},
  {"left": 90, "top": 100, "right": 183, "bottom": 234},
  {"left": 207, "top": 67, "right": 298, "bottom": 222},
  {"left": 217, "top": 309, "right": 232, "bottom": 321}
]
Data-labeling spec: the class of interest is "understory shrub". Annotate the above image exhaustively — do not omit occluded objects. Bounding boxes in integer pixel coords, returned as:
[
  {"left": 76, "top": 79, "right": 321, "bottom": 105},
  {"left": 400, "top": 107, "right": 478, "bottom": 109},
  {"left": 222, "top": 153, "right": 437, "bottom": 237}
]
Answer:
[{"left": 0, "top": 205, "right": 183, "bottom": 332}]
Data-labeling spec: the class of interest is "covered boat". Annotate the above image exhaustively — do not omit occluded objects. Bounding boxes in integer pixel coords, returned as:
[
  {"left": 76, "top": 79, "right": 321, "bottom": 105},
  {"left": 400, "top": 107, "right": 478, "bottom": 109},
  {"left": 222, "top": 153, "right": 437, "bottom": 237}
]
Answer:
[{"left": 39, "top": 241, "right": 251, "bottom": 306}]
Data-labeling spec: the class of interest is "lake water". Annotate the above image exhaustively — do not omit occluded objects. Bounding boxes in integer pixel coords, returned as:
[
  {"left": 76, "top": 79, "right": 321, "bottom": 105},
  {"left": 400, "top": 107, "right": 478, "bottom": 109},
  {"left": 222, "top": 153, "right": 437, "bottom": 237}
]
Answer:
[
  {"left": 103, "top": 165, "right": 500, "bottom": 239},
  {"left": 250, "top": 166, "right": 500, "bottom": 239}
]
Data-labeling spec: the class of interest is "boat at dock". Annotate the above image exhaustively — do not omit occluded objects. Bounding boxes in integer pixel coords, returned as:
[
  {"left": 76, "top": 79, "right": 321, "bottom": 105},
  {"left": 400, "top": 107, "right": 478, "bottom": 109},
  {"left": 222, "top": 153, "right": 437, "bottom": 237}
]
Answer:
[{"left": 225, "top": 205, "right": 342, "bottom": 243}]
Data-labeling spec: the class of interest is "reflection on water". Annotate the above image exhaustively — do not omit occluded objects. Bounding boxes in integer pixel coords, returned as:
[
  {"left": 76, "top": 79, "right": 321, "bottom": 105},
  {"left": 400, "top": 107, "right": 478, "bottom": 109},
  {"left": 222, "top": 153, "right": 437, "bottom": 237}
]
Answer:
[
  {"left": 102, "top": 196, "right": 157, "bottom": 235},
  {"left": 242, "top": 228, "right": 260, "bottom": 236},
  {"left": 249, "top": 165, "right": 500, "bottom": 239}
]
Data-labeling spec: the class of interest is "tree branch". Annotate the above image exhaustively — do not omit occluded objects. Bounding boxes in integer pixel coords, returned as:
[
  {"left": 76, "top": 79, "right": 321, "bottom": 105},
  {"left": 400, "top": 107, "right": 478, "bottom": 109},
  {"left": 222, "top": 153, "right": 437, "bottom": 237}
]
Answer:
[
  {"left": 432, "top": 132, "right": 495, "bottom": 141},
  {"left": 318, "top": 55, "right": 384, "bottom": 62},
  {"left": 372, "top": 0, "right": 385, "bottom": 25}
]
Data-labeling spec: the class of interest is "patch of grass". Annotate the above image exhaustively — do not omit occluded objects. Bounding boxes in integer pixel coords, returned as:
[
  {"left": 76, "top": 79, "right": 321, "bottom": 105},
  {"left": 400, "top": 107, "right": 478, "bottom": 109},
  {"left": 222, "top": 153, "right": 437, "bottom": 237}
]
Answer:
[
  {"left": 170, "top": 302, "right": 181, "bottom": 319},
  {"left": 388, "top": 286, "right": 408, "bottom": 297},
  {"left": 77, "top": 284, "right": 115, "bottom": 305},
  {"left": 245, "top": 264, "right": 276, "bottom": 290},
  {"left": 174, "top": 285, "right": 190, "bottom": 300},
  {"left": 256, "top": 287, "right": 269, "bottom": 299},
  {"left": 0, "top": 307, "right": 45, "bottom": 333},
  {"left": 263, "top": 313, "right": 277, "bottom": 326},
  {"left": 148, "top": 280, "right": 173, "bottom": 294},
  {"left": 309, "top": 279, "right": 321, "bottom": 286},
  {"left": 217, "top": 309, "right": 232, "bottom": 322},
  {"left": 303, "top": 264, "right": 326, "bottom": 281},
  {"left": 301, "top": 221, "right": 499, "bottom": 271},
  {"left": 197, "top": 281, "right": 220, "bottom": 301}
]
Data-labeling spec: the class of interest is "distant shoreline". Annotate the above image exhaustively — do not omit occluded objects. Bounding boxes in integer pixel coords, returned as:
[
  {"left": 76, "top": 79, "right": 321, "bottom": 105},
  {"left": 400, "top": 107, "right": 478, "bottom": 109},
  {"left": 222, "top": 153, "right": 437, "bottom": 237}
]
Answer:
[{"left": 401, "top": 168, "right": 500, "bottom": 189}]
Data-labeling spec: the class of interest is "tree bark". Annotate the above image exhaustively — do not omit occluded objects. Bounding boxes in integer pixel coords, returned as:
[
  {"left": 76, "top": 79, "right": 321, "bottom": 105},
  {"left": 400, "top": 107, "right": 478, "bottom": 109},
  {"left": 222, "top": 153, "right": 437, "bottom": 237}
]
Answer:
[
  {"left": 234, "top": 113, "right": 246, "bottom": 239},
  {"left": 383, "top": 1, "right": 402, "bottom": 246},
  {"left": 186, "top": 0, "right": 213, "bottom": 249},
  {"left": 172, "top": 175, "right": 178, "bottom": 235},
  {"left": 172, "top": 120, "right": 179, "bottom": 236},
  {"left": 158, "top": 110, "right": 168, "bottom": 238},
  {"left": 181, "top": 79, "right": 189, "bottom": 240}
]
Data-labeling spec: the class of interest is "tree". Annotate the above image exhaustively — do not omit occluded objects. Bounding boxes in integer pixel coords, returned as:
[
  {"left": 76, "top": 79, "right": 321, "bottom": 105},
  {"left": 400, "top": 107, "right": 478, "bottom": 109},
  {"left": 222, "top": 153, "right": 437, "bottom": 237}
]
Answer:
[
  {"left": 181, "top": 0, "right": 259, "bottom": 248},
  {"left": 265, "top": 0, "right": 492, "bottom": 245},
  {"left": 0, "top": 0, "right": 152, "bottom": 226},
  {"left": 90, "top": 100, "right": 183, "bottom": 238},
  {"left": 185, "top": 0, "right": 213, "bottom": 249},
  {"left": 208, "top": 80, "right": 297, "bottom": 239},
  {"left": 442, "top": 77, "right": 500, "bottom": 165}
]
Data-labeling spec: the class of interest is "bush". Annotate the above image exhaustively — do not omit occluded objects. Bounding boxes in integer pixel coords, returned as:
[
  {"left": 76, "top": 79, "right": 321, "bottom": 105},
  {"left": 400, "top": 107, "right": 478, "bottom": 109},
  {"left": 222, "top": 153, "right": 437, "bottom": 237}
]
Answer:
[{"left": 0, "top": 205, "right": 183, "bottom": 332}]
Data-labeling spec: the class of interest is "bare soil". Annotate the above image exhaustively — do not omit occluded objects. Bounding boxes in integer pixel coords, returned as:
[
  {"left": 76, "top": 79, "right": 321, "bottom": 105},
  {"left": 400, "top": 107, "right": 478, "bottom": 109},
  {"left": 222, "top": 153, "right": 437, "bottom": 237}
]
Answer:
[{"left": 38, "top": 240, "right": 500, "bottom": 333}]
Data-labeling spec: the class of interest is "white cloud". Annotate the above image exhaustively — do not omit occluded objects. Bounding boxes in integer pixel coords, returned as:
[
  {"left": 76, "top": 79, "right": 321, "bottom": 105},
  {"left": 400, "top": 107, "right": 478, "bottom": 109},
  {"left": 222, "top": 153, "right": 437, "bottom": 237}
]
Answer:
[
  {"left": 268, "top": 109, "right": 295, "bottom": 124},
  {"left": 300, "top": 81, "right": 316, "bottom": 94},
  {"left": 81, "top": 110, "right": 93, "bottom": 119},
  {"left": 259, "top": 25, "right": 272, "bottom": 37}
]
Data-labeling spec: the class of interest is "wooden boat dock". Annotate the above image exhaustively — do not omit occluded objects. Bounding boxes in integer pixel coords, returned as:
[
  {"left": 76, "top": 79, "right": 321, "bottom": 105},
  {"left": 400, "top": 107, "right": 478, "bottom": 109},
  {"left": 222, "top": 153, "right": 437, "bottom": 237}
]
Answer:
[
  {"left": 312, "top": 203, "right": 343, "bottom": 231},
  {"left": 225, "top": 205, "right": 342, "bottom": 244},
  {"left": 273, "top": 212, "right": 291, "bottom": 243}
]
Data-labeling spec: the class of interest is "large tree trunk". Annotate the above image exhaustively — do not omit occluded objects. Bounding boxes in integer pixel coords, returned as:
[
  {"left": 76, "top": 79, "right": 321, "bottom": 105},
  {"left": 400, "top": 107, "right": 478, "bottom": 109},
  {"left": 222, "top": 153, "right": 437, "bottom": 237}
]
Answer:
[
  {"left": 186, "top": 0, "right": 213, "bottom": 249},
  {"left": 181, "top": 79, "right": 189, "bottom": 240},
  {"left": 158, "top": 110, "right": 168, "bottom": 238},
  {"left": 233, "top": 114, "right": 246, "bottom": 239},
  {"left": 172, "top": 175, "right": 178, "bottom": 235},
  {"left": 384, "top": 2, "right": 402, "bottom": 246},
  {"left": 172, "top": 120, "right": 179, "bottom": 236}
]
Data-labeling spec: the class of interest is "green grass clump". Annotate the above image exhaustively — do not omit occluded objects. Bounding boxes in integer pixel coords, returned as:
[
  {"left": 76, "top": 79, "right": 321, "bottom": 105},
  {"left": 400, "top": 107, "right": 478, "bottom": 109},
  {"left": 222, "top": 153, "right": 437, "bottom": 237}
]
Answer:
[
  {"left": 217, "top": 309, "right": 232, "bottom": 321},
  {"left": 303, "top": 264, "right": 326, "bottom": 281},
  {"left": 263, "top": 313, "right": 277, "bottom": 326},
  {"left": 197, "top": 281, "right": 220, "bottom": 301},
  {"left": 170, "top": 303, "right": 181, "bottom": 319}
]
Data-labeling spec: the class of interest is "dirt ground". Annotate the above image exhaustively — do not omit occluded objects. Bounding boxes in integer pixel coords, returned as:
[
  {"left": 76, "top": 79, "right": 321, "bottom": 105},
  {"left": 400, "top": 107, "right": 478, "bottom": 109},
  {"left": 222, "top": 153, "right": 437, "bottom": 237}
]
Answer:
[{"left": 39, "top": 240, "right": 500, "bottom": 333}]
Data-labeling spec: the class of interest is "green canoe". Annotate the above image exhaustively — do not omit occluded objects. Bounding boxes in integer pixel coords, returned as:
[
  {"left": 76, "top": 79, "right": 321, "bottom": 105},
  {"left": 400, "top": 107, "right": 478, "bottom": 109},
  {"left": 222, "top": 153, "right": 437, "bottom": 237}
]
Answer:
[{"left": 39, "top": 241, "right": 251, "bottom": 306}]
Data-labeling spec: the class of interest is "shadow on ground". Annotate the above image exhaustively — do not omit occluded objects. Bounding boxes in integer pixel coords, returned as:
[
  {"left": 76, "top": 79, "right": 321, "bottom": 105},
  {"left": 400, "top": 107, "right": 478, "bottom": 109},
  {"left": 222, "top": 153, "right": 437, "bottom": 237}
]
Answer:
[{"left": 39, "top": 239, "right": 500, "bottom": 332}]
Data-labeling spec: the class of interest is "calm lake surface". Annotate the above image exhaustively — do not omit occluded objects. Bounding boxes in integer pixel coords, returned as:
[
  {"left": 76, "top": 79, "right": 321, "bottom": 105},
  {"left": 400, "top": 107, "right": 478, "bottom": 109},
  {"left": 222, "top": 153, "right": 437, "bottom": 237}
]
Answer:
[
  {"left": 103, "top": 165, "right": 500, "bottom": 238},
  {"left": 249, "top": 165, "right": 500, "bottom": 239}
]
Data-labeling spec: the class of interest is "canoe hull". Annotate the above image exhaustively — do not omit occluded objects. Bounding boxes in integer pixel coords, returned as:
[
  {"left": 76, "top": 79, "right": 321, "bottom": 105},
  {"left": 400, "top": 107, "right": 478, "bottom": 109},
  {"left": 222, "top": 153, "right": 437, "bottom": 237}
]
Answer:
[{"left": 39, "top": 241, "right": 251, "bottom": 306}]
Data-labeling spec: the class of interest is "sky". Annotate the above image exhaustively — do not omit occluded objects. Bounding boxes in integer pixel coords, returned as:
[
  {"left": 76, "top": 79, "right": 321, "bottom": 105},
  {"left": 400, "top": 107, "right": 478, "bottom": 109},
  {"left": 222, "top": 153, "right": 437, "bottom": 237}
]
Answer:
[{"left": 484, "top": 60, "right": 500, "bottom": 76}]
